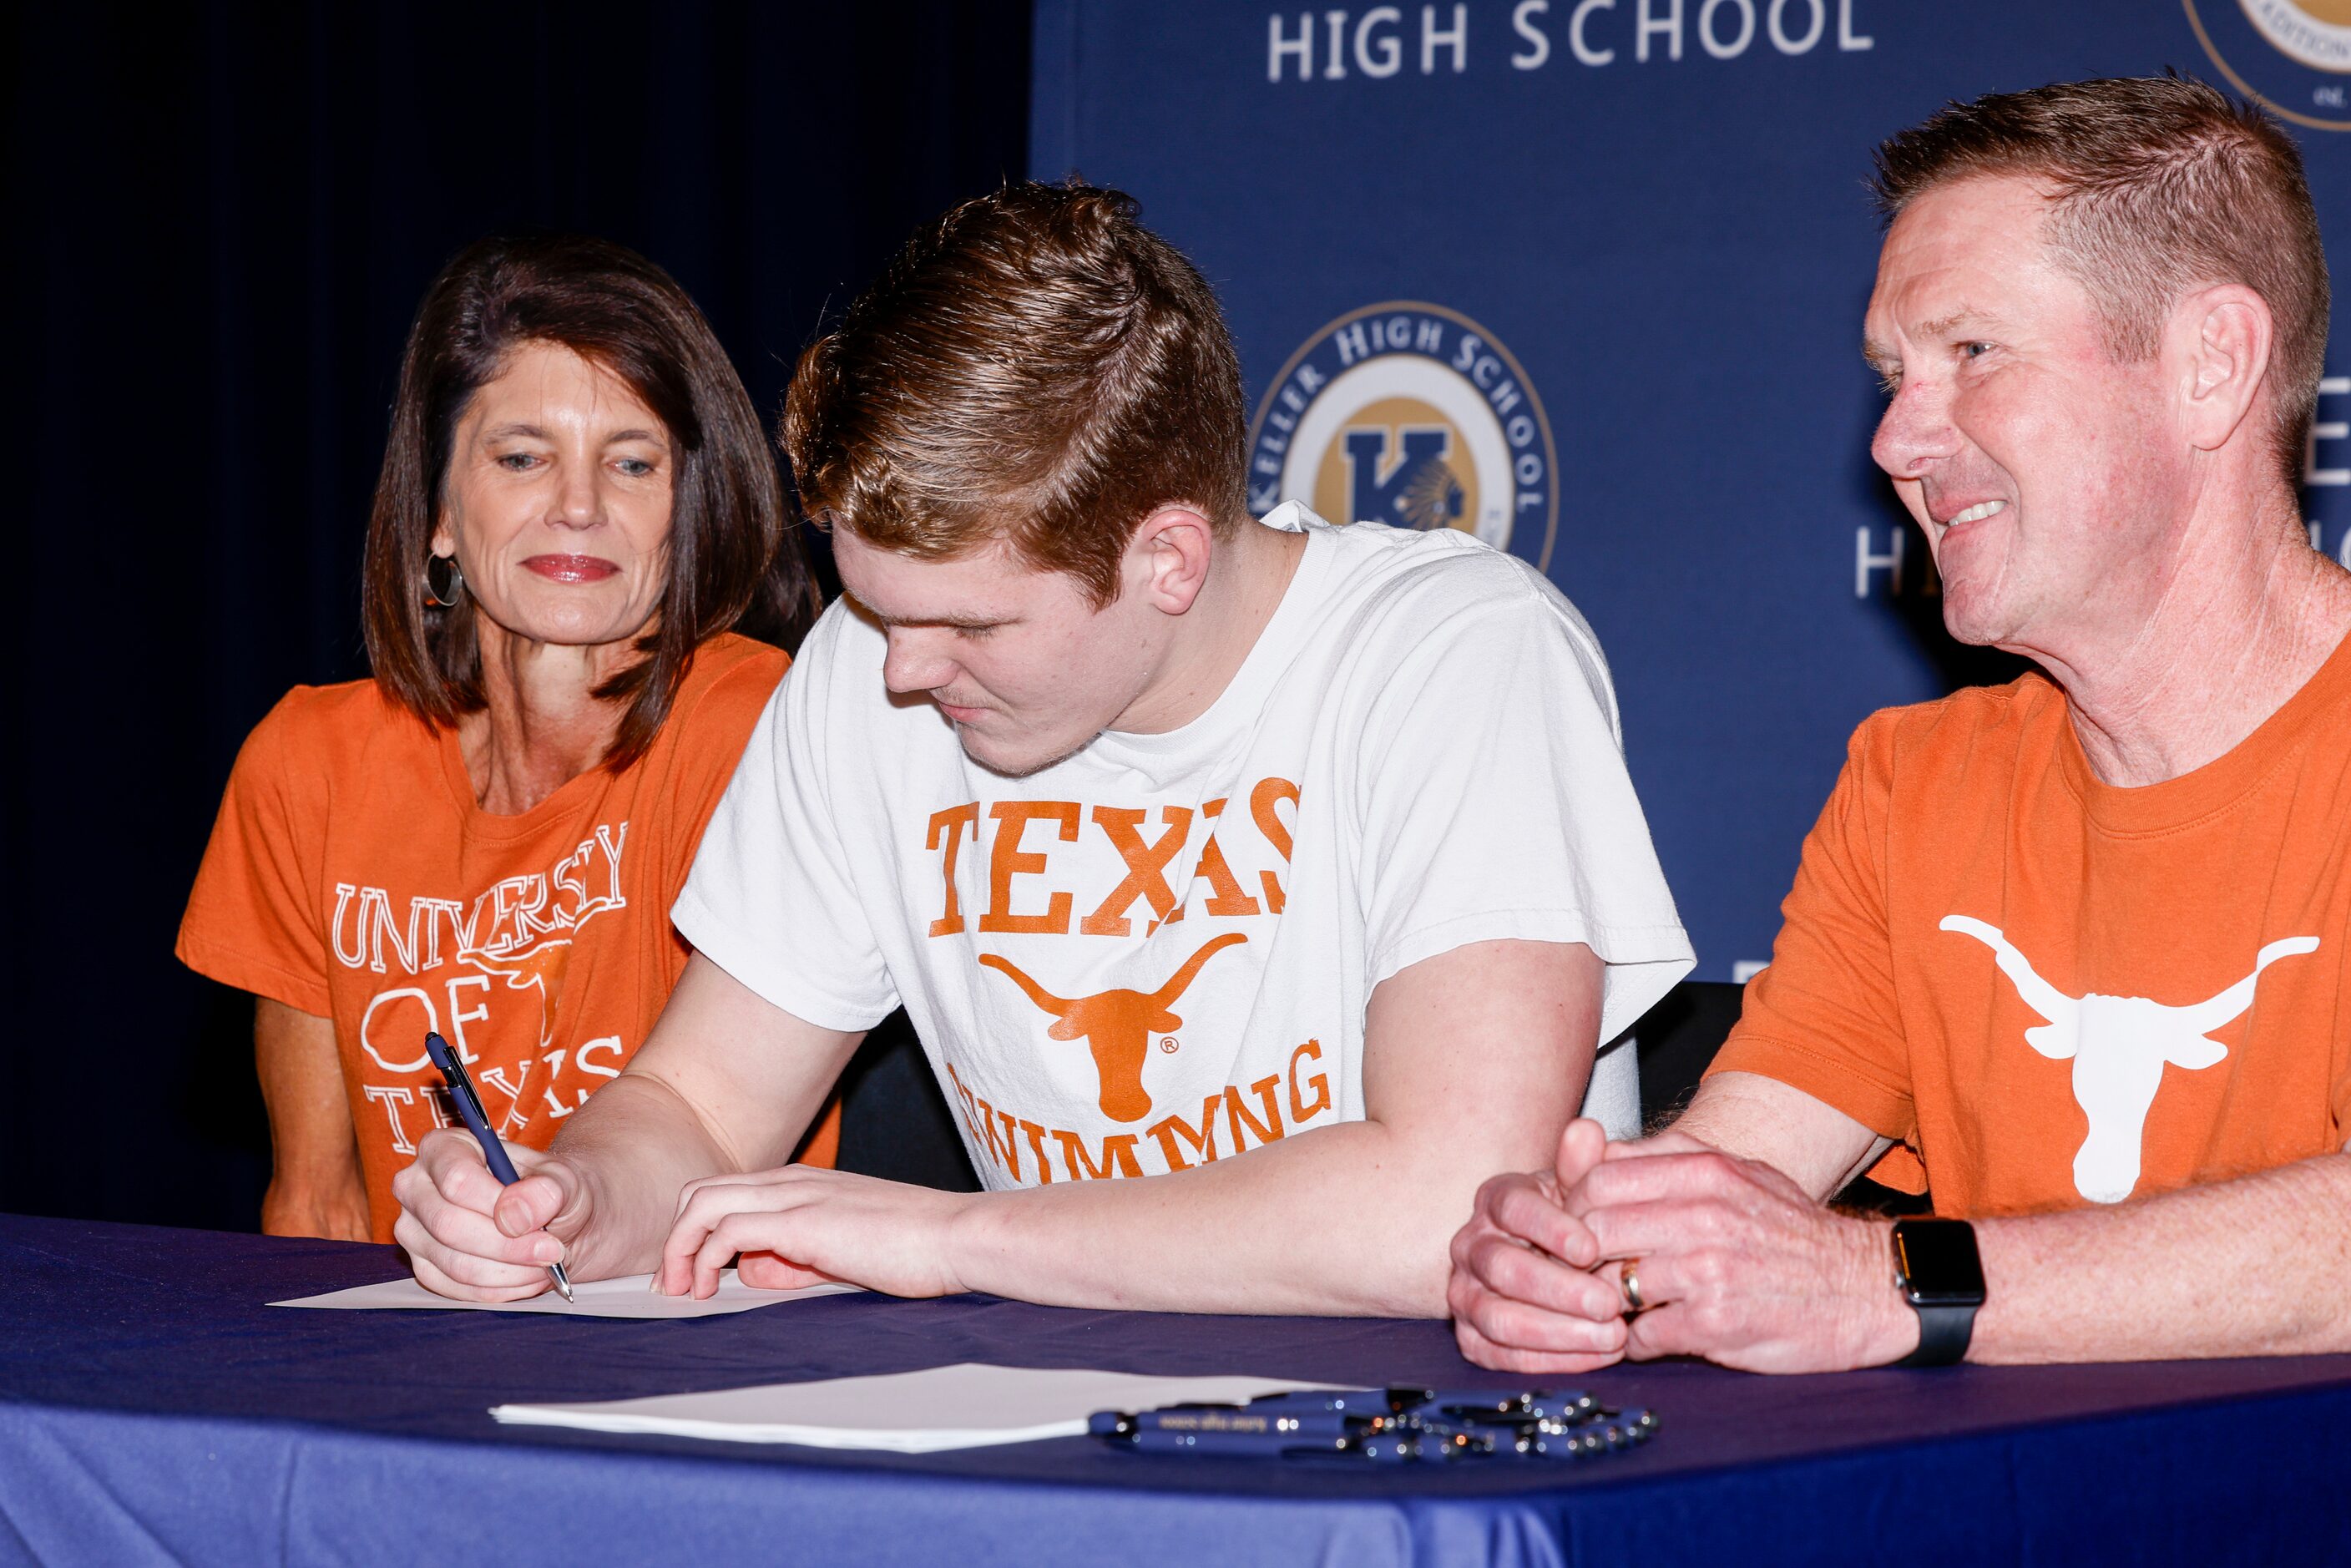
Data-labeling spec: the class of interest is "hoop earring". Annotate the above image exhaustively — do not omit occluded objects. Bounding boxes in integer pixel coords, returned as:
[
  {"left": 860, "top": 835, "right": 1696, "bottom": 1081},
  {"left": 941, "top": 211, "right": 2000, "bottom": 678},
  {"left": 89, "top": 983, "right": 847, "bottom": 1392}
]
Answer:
[{"left": 425, "top": 553, "right": 465, "bottom": 609}]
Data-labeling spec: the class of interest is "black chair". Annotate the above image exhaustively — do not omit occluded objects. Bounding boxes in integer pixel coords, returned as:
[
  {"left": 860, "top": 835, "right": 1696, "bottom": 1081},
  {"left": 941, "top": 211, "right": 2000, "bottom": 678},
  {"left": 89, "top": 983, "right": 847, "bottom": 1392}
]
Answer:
[
  {"left": 833, "top": 1010, "right": 983, "bottom": 1192},
  {"left": 1636, "top": 979, "right": 1926, "bottom": 1215},
  {"left": 1632, "top": 979, "right": 1747, "bottom": 1129}
]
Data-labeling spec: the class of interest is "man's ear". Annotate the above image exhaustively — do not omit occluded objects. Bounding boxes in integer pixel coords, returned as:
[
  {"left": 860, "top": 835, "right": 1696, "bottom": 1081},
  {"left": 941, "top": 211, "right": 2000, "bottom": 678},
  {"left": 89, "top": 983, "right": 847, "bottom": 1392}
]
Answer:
[
  {"left": 1129, "top": 505, "right": 1219, "bottom": 615},
  {"left": 2174, "top": 283, "right": 2273, "bottom": 456}
]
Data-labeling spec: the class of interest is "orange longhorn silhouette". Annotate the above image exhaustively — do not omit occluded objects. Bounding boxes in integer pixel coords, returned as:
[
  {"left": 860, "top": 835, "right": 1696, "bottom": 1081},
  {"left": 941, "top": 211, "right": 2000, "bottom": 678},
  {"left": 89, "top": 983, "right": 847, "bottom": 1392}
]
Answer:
[
  {"left": 463, "top": 939, "right": 574, "bottom": 1000},
  {"left": 458, "top": 939, "right": 575, "bottom": 1050},
  {"left": 979, "top": 933, "right": 1247, "bottom": 1123}
]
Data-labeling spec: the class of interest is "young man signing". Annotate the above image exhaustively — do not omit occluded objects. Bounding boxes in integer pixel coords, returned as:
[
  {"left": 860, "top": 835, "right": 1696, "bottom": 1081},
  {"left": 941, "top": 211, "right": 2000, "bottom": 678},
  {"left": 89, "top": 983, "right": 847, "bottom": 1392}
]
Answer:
[{"left": 394, "top": 183, "right": 1691, "bottom": 1318}]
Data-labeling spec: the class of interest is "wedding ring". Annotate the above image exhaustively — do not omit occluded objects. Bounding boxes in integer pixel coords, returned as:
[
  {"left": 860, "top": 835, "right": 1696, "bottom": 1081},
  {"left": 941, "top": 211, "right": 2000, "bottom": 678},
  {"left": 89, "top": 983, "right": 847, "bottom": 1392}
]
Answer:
[{"left": 1620, "top": 1257, "right": 1646, "bottom": 1318}]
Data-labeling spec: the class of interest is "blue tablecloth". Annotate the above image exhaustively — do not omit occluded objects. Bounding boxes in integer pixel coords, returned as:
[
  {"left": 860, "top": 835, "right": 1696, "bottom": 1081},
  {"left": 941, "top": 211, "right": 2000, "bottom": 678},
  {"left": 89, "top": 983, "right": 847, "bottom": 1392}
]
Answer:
[{"left": 3, "top": 1212, "right": 2348, "bottom": 1565}]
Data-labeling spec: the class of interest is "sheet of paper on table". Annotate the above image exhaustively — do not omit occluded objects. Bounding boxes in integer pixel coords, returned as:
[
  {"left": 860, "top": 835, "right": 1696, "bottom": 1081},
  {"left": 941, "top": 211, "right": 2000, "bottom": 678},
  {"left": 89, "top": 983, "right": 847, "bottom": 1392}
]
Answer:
[
  {"left": 270, "top": 1268, "right": 860, "bottom": 1318},
  {"left": 490, "top": 1363, "right": 1344, "bottom": 1451}
]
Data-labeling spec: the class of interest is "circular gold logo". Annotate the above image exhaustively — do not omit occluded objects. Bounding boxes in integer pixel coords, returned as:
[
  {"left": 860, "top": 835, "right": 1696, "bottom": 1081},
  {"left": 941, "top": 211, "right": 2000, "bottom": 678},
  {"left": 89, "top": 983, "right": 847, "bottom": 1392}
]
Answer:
[
  {"left": 1246, "top": 302, "right": 1559, "bottom": 572},
  {"left": 2187, "top": 0, "right": 2351, "bottom": 129},
  {"left": 2247, "top": 0, "right": 2351, "bottom": 63},
  {"left": 1305, "top": 393, "right": 1483, "bottom": 534}
]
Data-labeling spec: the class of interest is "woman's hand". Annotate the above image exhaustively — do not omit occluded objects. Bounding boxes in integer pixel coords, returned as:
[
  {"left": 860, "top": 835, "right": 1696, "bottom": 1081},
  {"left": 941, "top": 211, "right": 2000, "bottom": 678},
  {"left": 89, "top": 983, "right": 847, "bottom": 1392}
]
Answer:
[
  {"left": 260, "top": 1171, "right": 372, "bottom": 1243},
  {"left": 655, "top": 1167, "right": 979, "bottom": 1300},
  {"left": 391, "top": 1129, "right": 589, "bottom": 1301},
  {"left": 254, "top": 999, "right": 372, "bottom": 1242}
]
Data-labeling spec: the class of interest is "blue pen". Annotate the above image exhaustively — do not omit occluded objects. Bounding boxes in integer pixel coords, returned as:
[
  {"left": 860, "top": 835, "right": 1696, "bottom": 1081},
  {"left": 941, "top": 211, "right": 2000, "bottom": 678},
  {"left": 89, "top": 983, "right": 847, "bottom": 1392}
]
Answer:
[
  {"left": 423, "top": 1030, "right": 574, "bottom": 1302},
  {"left": 1086, "top": 1404, "right": 1445, "bottom": 1460}
]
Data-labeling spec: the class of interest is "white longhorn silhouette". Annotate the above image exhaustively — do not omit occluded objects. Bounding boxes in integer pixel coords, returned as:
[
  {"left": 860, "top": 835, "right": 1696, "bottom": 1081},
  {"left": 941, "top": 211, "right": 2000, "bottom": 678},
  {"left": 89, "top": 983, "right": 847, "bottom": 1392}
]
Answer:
[{"left": 1939, "top": 917, "right": 2319, "bottom": 1204}]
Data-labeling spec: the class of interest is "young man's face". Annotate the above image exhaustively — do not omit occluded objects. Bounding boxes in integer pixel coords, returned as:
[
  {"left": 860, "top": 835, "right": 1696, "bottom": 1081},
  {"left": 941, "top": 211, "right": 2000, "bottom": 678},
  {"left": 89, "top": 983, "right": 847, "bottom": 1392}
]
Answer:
[
  {"left": 1863, "top": 174, "right": 2186, "bottom": 653},
  {"left": 832, "top": 527, "right": 1167, "bottom": 776}
]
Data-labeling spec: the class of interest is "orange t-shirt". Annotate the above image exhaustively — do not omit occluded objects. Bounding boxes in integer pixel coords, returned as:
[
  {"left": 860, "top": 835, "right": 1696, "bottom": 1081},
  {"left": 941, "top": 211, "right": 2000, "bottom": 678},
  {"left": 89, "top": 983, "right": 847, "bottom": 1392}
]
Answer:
[
  {"left": 1711, "top": 638, "right": 2351, "bottom": 1217},
  {"left": 179, "top": 633, "right": 835, "bottom": 1242}
]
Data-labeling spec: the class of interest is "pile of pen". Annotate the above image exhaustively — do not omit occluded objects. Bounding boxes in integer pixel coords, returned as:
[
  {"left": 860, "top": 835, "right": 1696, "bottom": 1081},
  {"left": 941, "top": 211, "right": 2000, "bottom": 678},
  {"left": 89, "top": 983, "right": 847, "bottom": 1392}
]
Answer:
[{"left": 1090, "top": 1386, "right": 1659, "bottom": 1464}]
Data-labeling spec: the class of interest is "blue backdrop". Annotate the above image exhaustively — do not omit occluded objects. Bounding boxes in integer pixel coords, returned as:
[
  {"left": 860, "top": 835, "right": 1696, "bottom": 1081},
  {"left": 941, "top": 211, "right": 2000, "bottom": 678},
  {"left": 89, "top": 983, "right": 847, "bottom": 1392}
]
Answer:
[{"left": 1030, "top": 0, "right": 2351, "bottom": 979}]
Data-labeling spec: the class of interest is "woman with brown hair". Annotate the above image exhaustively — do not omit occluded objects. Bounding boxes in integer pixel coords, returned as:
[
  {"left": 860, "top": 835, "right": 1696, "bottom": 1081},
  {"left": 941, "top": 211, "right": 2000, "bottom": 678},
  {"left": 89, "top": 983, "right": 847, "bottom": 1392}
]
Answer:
[{"left": 179, "top": 233, "right": 830, "bottom": 1243}]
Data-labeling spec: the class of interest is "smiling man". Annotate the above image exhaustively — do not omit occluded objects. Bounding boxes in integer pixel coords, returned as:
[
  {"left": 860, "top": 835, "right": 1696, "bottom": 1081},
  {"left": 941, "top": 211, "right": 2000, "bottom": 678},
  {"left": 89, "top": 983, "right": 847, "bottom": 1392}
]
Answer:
[
  {"left": 1450, "top": 76, "right": 2351, "bottom": 1373},
  {"left": 391, "top": 181, "right": 1693, "bottom": 1316}
]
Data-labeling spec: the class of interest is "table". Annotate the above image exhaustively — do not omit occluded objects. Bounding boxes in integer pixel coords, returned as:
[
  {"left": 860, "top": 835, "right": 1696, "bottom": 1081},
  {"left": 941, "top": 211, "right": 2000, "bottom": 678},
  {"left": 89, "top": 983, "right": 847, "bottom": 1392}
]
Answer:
[{"left": 3, "top": 1213, "right": 2348, "bottom": 1566}]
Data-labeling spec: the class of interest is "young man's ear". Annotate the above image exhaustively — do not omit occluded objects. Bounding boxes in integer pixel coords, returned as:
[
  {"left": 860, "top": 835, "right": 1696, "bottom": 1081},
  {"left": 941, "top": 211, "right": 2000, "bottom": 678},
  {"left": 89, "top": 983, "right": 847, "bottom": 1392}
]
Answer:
[
  {"left": 2173, "top": 283, "right": 2273, "bottom": 457},
  {"left": 1128, "top": 505, "right": 1220, "bottom": 615}
]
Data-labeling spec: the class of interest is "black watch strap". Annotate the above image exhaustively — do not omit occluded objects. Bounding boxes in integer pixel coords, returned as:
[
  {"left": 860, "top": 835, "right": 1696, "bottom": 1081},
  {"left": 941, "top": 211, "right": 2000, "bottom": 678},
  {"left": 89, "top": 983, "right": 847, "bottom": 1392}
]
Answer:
[
  {"left": 1893, "top": 1302, "right": 1977, "bottom": 1368},
  {"left": 1890, "top": 1217, "right": 1984, "bottom": 1368}
]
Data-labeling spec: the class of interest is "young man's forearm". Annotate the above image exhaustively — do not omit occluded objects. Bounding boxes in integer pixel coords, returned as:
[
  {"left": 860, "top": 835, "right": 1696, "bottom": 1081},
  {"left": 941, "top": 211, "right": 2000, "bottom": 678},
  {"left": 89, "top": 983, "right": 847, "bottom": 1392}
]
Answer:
[
  {"left": 548, "top": 1071, "right": 744, "bottom": 1280},
  {"left": 948, "top": 1118, "right": 1506, "bottom": 1318},
  {"left": 945, "top": 941, "right": 1599, "bottom": 1317},
  {"left": 547, "top": 953, "right": 865, "bottom": 1282},
  {"left": 1969, "top": 1152, "right": 2351, "bottom": 1363}
]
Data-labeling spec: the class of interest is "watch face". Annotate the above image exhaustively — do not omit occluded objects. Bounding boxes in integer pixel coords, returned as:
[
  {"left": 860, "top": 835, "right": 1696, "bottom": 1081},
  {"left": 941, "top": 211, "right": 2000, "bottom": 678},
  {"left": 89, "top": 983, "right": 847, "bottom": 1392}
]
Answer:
[{"left": 1895, "top": 1220, "right": 1986, "bottom": 1306}]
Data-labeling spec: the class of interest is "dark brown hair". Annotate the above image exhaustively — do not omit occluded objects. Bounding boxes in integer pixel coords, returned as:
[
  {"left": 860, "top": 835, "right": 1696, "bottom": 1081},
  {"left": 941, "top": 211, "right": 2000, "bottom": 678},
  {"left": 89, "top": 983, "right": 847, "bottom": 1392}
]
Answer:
[
  {"left": 1872, "top": 74, "right": 2331, "bottom": 490},
  {"left": 781, "top": 180, "right": 1246, "bottom": 605},
  {"left": 363, "top": 232, "right": 817, "bottom": 769}
]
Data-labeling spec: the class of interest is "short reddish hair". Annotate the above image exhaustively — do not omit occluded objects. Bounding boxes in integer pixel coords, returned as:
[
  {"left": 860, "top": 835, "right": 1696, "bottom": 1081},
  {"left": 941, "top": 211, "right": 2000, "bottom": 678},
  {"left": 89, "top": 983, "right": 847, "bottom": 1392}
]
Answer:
[
  {"left": 781, "top": 181, "right": 1246, "bottom": 605},
  {"left": 1872, "top": 74, "right": 2331, "bottom": 491}
]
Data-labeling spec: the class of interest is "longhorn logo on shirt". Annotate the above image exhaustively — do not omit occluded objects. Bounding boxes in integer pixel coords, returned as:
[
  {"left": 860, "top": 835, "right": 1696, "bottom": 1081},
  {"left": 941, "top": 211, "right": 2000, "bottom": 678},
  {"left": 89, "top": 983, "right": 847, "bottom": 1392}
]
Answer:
[
  {"left": 458, "top": 936, "right": 574, "bottom": 1052},
  {"left": 980, "top": 934, "right": 1247, "bottom": 1123},
  {"left": 1941, "top": 917, "right": 2321, "bottom": 1204}
]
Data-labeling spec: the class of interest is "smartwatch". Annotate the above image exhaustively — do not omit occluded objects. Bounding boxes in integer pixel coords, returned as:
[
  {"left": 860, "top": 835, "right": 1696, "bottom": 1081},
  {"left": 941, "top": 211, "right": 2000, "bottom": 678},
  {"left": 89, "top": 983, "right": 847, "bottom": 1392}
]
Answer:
[{"left": 1889, "top": 1218, "right": 1984, "bottom": 1368}]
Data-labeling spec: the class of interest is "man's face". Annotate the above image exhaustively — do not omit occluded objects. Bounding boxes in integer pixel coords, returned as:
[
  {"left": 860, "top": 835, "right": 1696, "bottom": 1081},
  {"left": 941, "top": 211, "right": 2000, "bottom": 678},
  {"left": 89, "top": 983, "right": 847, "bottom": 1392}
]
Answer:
[
  {"left": 1863, "top": 175, "right": 2186, "bottom": 651},
  {"left": 832, "top": 528, "right": 1165, "bottom": 776}
]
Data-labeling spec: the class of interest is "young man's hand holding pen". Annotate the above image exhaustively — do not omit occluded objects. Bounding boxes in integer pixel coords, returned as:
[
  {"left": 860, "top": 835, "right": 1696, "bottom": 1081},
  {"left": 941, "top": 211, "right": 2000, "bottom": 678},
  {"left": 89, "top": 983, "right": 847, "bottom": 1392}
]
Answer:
[{"left": 392, "top": 1032, "right": 585, "bottom": 1302}]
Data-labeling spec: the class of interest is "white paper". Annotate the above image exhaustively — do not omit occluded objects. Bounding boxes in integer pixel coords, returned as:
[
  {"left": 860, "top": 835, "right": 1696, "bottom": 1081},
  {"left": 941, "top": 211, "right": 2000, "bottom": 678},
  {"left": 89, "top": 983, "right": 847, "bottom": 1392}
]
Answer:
[
  {"left": 270, "top": 1268, "right": 859, "bottom": 1318},
  {"left": 489, "top": 1363, "right": 1342, "bottom": 1451}
]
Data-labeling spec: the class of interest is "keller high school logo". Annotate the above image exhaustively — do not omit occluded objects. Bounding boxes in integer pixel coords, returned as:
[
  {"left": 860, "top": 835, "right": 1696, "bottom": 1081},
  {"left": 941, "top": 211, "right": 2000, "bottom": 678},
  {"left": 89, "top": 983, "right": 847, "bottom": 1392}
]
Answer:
[
  {"left": 1246, "top": 302, "right": 1560, "bottom": 572},
  {"left": 2187, "top": 1, "right": 2351, "bottom": 131}
]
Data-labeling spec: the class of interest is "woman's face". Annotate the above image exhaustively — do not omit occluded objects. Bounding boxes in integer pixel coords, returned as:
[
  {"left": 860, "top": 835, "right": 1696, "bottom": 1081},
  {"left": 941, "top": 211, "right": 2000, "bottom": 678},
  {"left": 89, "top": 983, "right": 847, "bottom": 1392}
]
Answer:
[{"left": 434, "top": 341, "right": 675, "bottom": 651}]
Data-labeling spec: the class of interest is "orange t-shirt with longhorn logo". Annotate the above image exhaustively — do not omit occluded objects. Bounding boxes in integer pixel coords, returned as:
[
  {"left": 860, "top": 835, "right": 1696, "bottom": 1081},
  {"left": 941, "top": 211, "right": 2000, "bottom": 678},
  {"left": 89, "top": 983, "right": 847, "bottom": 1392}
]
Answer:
[
  {"left": 179, "top": 633, "right": 835, "bottom": 1242},
  {"left": 1710, "top": 637, "right": 2351, "bottom": 1216}
]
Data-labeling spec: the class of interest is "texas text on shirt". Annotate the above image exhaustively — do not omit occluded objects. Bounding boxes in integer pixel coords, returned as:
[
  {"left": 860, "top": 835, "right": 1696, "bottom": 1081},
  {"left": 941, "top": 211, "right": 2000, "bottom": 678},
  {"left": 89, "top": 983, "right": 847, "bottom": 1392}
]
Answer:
[{"left": 676, "top": 504, "right": 1696, "bottom": 1187}]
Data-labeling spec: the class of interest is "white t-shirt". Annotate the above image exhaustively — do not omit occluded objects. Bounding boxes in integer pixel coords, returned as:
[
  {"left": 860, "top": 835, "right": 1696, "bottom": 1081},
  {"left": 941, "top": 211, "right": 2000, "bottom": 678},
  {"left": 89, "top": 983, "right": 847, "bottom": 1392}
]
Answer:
[{"left": 676, "top": 504, "right": 1694, "bottom": 1187}]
